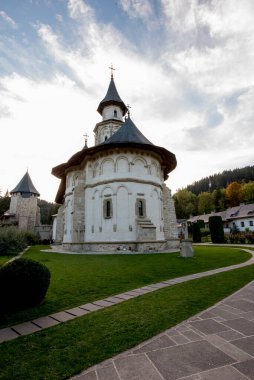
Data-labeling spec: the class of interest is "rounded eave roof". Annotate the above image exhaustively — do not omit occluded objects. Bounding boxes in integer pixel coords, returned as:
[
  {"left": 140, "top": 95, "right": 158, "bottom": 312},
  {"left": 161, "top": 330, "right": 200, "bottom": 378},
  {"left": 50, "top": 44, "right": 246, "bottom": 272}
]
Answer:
[
  {"left": 52, "top": 142, "right": 176, "bottom": 179},
  {"left": 97, "top": 77, "right": 128, "bottom": 116}
]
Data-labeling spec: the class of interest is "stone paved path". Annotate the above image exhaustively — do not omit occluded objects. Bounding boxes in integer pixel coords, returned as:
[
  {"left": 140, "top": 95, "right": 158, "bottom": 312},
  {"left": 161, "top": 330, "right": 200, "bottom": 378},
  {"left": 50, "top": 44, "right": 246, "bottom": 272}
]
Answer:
[
  {"left": 71, "top": 276, "right": 254, "bottom": 380},
  {"left": 1, "top": 248, "right": 254, "bottom": 348}
]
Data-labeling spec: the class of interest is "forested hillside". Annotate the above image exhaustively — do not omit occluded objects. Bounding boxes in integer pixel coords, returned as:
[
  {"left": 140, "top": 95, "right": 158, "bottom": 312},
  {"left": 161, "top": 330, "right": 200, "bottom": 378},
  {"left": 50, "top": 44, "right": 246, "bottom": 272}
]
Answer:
[
  {"left": 174, "top": 165, "right": 254, "bottom": 219},
  {"left": 186, "top": 166, "right": 254, "bottom": 195}
]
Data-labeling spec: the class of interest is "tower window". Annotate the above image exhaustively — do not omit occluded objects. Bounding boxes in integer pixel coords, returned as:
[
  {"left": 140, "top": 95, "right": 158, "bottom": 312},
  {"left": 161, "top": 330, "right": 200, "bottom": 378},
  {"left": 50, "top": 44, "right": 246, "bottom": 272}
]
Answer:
[
  {"left": 136, "top": 198, "right": 146, "bottom": 218},
  {"left": 103, "top": 198, "right": 113, "bottom": 219},
  {"left": 114, "top": 109, "right": 117, "bottom": 117},
  {"left": 104, "top": 136, "right": 108, "bottom": 141}
]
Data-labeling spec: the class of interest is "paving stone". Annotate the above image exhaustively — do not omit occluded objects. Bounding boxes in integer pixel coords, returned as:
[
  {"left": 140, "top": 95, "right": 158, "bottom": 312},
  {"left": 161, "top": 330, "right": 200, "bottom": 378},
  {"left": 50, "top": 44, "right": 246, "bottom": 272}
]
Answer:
[
  {"left": 166, "top": 328, "right": 180, "bottom": 337},
  {"left": 208, "top": 307, "right": 238, "bottom": 320},
  {"left": 216, "top": 341, "right": 253, "bottom": 361},
  {"left": 123, "top": 290, "right": 143, "bottom": 296},
  {"left": 114, "top": 353, "right": 162, "bottom": 380},
  {"left": 65, "top": 307, "right": 90, "bottom": 317},
  {"left": 225, "top": 299, "right": 254, "bottom": 312},
  {"left": 217, "top": 329, "right": 245, "bottom": 341},
  {"left": 233, "top": 358, "right": 254, "bottom": 379},
  {"left": 12, "top": 321, "right": 41, "bottom": 335},
  {"left": 133, "top": 334, "right": 176, "bottom": 353},
  {"left": 113, "top": 293, "right": 135, "bottom": 300},
  {"left": 147, "top": 340, "right": 235, "bottom": 380},
  {"left": 243, "top": 310, "right": 254, "bottom": 321},
  {"left": 79, "top": 303, "right": 102, "bottom": 312},
  {"left": 32, "top": 316, "right": 60, "bottom": 328},
  {"left": 222, "top": 317, "right": 254, "bottom": 335},
  {"left": 170, "top": 334, "right": 191, "bottom": 345},
  {"left": 50, "top": 311, "right": 76, "bottom": 322},
  {"left": 199, "top": 365, "right": 248, "bottom": 379},
  {"left": 190, "top": 319, "right": 228, "bottom": 335},
  {"left": 93, "top": 300, "right": 114, "bottom": 308},
  {"left": 148, "top": 283, "right": 169, "bottom": 289},
  {"left": 0, "top": 327, "right": 19, "bottom": 343},
  {"left": 182, "top": 329, "right": 203, "bottom": 342},
  {"left": 198, "top": 311, "right": 215, "bottom": 320},
  {"left": 73, "top": 370, "right": 97, "bottom": 380},
  {"left": 219, "top": 304, "right": 245, "bottom": 315},
  {"left": 97, "top": 364, "right": 120, "bottom": 380},
  {"left": 231, "top": 335, "right": 254, "bottom": 356},
  {"left": 104, "top": 296, "right": 125, "bottom": 304}
]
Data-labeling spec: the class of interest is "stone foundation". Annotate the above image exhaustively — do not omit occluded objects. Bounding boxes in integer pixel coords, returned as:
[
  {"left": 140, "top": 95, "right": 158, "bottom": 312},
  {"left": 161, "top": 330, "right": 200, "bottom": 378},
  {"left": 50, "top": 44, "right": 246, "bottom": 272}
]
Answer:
[{"left": 61, "top": 239, "right": 180, "bottom": 253}]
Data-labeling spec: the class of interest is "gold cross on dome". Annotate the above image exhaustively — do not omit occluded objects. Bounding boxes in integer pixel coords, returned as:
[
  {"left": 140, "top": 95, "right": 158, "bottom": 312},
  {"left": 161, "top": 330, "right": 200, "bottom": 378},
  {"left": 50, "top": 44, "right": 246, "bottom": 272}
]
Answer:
[{"left": 109, "top": 64, "right": 115, "bottom": 78}]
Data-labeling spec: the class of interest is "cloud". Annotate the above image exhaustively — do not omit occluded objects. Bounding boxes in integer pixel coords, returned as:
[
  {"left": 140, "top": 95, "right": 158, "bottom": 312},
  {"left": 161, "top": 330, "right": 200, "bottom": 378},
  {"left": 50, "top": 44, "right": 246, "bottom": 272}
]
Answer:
[
  {"left": 0, "top": 10, "right": 17, "bottom": 29},
  {"left": 118, "top": 0, "right": 153, "bottom": 20}
]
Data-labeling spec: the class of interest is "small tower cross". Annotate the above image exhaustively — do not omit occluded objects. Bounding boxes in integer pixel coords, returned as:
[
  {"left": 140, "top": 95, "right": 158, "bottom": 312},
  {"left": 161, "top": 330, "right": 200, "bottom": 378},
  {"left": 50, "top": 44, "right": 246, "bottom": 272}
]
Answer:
[
  {"left": 108, "top": 64, "right": 115, "bottom": 78},
  {"left": 83, "top": 133, "right": 89, "bottom": 148},
  {"left": 126, "top": 104, "right": 131, "bottom": 118}
]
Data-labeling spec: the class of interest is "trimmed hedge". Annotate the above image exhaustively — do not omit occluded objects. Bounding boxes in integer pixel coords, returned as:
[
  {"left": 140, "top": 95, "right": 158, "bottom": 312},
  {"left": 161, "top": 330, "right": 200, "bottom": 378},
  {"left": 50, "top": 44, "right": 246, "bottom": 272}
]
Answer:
[
  {"left": 209, "top": 215, "right": 225, "bottom": 243},
  {"left": 0, "top": 258, "right": 50, "bottom": 314},
  {"left": 192, "top": 222, "right": 201, "bottom": 243}
]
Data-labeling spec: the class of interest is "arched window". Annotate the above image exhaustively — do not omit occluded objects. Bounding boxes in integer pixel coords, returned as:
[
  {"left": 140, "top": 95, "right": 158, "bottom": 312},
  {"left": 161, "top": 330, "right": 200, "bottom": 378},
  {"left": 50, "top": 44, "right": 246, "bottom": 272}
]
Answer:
[
  {"left": 106, "top": 200, "right": 111, "bottom": 218},
  {"left": 136, "top": 198, "right": 146, "bottom": 218},
  {"left": 138, "top": 200, "right": 144, "bottom": 217},
  {"left": 114, "top": 109, "right": 117, "bottom": 117},
  {"left": 104, "top": 136, "right": 108, "bottom": 141}
]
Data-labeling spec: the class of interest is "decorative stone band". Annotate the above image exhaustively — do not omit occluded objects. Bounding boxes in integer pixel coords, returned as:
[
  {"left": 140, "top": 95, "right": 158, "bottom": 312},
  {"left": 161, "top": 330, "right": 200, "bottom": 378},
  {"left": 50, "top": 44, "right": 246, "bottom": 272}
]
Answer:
[{"left": 84, "top": 177, "right": 163, "bottom": 190}]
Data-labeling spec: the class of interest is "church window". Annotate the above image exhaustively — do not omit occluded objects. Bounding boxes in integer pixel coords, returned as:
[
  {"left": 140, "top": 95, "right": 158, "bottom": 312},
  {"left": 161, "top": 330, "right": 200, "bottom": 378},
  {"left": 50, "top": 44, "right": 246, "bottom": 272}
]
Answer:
[
  {"left": 104, "top": 136, "right": 108, "bottom": 141},
  {"left": 114, "top": 109, "right": 117, "bottom": 117},
  {"left": 136, "top": 198, "right": 146, "bottom": 218},
  {"left": 103, "top": 198, "right": 113, "bottom": 219}
]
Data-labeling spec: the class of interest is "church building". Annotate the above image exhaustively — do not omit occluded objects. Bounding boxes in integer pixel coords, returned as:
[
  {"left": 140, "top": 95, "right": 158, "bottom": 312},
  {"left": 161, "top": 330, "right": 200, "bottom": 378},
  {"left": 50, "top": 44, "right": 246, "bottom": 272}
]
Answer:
[{"left": 52, "top": 72, "right": 179, "bottom": 252}]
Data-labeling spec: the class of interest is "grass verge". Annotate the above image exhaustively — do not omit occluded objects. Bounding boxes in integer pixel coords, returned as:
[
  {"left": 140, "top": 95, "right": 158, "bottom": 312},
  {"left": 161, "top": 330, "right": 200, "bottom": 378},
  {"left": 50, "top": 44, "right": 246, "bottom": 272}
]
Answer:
[
  {"left": 0, "top": 264, "right": 254, "bottom": 380},
  {"left": 0, "top": 245, "right": 251, "bottom": 328}
]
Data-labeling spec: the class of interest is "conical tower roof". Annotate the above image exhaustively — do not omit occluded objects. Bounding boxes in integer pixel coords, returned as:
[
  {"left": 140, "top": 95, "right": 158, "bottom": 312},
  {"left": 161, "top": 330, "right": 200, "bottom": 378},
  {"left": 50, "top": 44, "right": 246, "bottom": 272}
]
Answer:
[
  {"left": 102, "top": 115, "right": 153, "bottom": 145},
  {"left": 97, "top": 75, "right": 128, "bottom": 116},
  {"left": 10, "top": 171, "right": 40, "bottom": 197}
]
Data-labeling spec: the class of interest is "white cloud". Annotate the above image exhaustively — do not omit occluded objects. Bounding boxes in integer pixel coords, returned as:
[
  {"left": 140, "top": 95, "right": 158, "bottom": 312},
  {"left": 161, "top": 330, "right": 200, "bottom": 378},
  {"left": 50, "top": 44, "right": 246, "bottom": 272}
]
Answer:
[
  {"left": 0, "top": 10, "right": 17, "bottom": 29},
  {"left": 118, "top": 0, "right": 153, "bottom": 20}
]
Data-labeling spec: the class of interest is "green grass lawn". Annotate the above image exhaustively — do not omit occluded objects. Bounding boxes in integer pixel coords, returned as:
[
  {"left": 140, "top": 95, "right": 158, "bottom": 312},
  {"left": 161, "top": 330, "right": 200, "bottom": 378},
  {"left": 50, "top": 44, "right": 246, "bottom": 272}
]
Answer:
[
  {"left": 0, "top": 245, "right": 251, "bottom": 328},
  {"left": 0, "top": 256, "right": 13, "bottom": 267},
  {"left": 0, "top": 264, "right": 254, "bottom": 380}
]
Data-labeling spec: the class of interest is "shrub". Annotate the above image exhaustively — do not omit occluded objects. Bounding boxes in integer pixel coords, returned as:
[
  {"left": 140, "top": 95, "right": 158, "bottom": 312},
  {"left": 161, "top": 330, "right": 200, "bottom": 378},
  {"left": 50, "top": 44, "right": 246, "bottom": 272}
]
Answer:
[
  {"left": 0, "top": 258, "right": 50, "bottom": 313},
  {"left": 209, "top": 216, "right": 225, "bottom": 243},
  {"left": 0, "top": 227, "right": 39, "bottom": 256},
  {"left": 192, "top": 222, "right": 201, "bottom": 243}
]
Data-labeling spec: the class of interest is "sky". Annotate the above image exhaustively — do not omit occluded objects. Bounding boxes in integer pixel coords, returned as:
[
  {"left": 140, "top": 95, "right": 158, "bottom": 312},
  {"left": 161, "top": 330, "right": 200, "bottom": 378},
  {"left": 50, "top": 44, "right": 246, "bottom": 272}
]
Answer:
[{"left": 0, "top": 0, "right": 254, "bottom": 202}]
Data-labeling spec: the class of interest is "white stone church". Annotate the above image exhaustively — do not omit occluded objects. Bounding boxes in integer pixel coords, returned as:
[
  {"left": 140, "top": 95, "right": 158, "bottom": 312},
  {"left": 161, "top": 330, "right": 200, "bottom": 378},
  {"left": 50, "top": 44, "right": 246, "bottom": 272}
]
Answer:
[{"left": 52, "top": 73, "right": 179, "bottom": 252}]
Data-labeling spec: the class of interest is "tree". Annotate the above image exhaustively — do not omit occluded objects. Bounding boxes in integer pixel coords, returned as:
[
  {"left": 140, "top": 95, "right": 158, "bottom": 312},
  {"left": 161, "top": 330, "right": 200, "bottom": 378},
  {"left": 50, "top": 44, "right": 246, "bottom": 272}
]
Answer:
[
  {"left": 197, "top": 192, "right": 214, "bottom": 214},
  {"left": 209, "top": 216, "right": 224, "bottom": 243},
  {"left": 241, "top": 182, "right": 254, "bottom": 204},
  {"left": 0, "top": 194, "right": 10, "bottom": 217},
  {"left": 225, "top": 181, "right": 242, "bottom": 207},
  {"left": 212, "top": 188, "right": 226, "bottom": 211},
  {"left": 173, "top": 189, "right": 197, "bottom": 219},
  {"left": 192, "top": 222, "right": 201, "bottom": 243}
]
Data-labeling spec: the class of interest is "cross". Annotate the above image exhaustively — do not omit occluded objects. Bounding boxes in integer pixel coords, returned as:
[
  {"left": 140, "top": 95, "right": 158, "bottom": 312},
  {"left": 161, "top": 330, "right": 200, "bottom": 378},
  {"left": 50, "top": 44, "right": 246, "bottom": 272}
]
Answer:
[
  {"left": 83, "top": 133, "right": 89, "bottom": 148},
  {"left": 108, "top": 64, "right": 115, "bottom": 78},
  {"left": 126, "top": 104, "right": 131, "bottom": 118}
]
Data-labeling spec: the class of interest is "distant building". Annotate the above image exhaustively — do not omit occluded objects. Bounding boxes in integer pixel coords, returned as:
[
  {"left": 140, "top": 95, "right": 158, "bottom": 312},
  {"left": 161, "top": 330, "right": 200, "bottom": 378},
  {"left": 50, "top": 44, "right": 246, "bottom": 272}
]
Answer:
[
  {"left": 52, "top": 73, "right": 179, "bottom": 252},
  {"left": 0, "top": 171, "right": 52, "bottom": 240},
  {"left": 188, "top": 204, "right": 254, "bottom": 233}
]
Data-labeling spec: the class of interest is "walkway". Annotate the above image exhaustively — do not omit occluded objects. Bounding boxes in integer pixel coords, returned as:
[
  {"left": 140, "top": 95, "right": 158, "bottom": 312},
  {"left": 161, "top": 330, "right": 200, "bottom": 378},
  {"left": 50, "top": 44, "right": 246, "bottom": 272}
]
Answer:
[{"left": 73, "top": 276, "right": 254, "bottom": 380}]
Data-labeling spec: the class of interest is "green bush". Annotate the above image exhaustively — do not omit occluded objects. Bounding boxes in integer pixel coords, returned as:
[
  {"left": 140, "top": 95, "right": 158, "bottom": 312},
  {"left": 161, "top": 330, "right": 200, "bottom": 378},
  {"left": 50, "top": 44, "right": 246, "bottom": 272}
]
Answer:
[
  {"left": 0, "top": 258, "right": 50, "bottom": 314},
  {"left": 209, "top": 216, "right": 225, "bottom": 243},
  {"left": 192, "top": 222, "right": 201, "bottom": 243},
  {"left": 0, "top": 227, "right": 39, "bottom": 256}
]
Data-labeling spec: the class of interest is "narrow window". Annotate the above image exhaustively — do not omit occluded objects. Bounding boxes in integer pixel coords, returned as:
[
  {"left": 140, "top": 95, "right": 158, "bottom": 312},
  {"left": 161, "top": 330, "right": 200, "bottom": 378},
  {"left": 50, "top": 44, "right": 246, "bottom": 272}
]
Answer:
[
  {"left": 103, "top": 198, "right": 112, "bottom": 219},
  {"left": 104, "top": 136, "right": 108, "bottom": 141},
  {"left": 250, "top": 221, "right": 253, "bottom": 226},
  {"left": 114, "top": 109, "right": 117, "bottom": 117},
  {"left": 136, "top": 198, "right": 146, "bottom": 218},
  {"left": 241, "top": 221, "right": 245, "bottom": 227},
  {"left": 138, "top": 200, "right": 144, "bottom": 217}
]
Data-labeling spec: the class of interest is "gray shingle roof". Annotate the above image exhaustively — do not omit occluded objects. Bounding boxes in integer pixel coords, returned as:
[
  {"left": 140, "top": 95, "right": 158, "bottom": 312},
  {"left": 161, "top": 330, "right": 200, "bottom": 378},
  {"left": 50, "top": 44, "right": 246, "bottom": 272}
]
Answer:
[
  {"left": 101, "top": 116, "right": 153, "bottom": 145},
  {"left": 10, "top": 171, "right": 40, "bottom": 197},
  {"left": 97, "top": 76, "right": 128, "bottom": 115}
]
